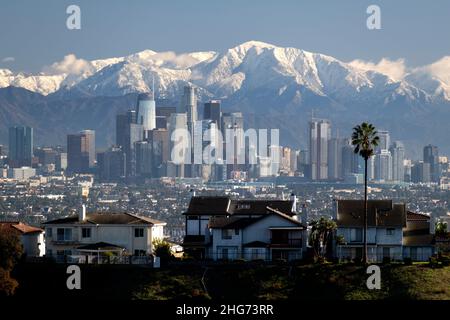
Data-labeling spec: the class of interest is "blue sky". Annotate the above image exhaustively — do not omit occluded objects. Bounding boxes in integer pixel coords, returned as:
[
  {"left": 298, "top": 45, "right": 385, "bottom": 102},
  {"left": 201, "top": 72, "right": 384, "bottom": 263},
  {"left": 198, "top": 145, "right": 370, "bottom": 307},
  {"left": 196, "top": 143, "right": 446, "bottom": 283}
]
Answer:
[{"left": 1, "top": 0, "right": 449, "bottom": 72}]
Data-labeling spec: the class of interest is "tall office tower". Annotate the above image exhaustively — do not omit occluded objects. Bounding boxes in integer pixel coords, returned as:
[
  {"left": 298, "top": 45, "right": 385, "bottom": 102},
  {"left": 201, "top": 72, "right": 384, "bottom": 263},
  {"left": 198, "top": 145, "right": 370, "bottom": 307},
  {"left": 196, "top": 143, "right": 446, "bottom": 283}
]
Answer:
[
  {"left": 376, "top": 130, "right": 390, "bottom": 152},
  {"left": 367, "top": 156, "right": 375, "bottom": 180},
  {"left": 309, "top": 119, "right": 331, "bottom": 180},
  {"left": 147, "top": 129, "right": 169, "bottom": 177},
  {"left": 8, "top": 126, "right": 33, "bottom": 167},
  {"left": 56, "top": 152, "right": 67, "bottom": 171},
  {"left": 280, "top": 147, "right": 292, "bottom": 174},
  {"left": 423, "top": 144, "right": 440, "bottom": 183},
  {"left": 116, "top": 110, "right": 137, "bottom": 147},
  {"left": 167, "top": 113, "right": 189, "bottom": 177},
  {"left": 328, "top": 138, "right": 344, "bottom": 180},
  {"left": 136, "top": 93, "right": 156, "bottom": 131},
  {"left": 341, "top": 140, "right": 360, "bottom": 178},
  {"left": 180, "top": 85, "right": 197, "bottom": 135},
  {"left": 374, "top": 149, "right": 393, "bottom": 182},
  {"left": 221, "top": 112, "right": 245, "bottom": 178},
  {"left": 204, "top": 100, "right": 222, "bottom": 130},
  {"left": 298, "top": 150, "right": 309, "bottom": 176},
  {"left": 411, "top": 161, "right": 431, "bottom": 183},
  {"left": 135, "top": 141, "right": 153, "bottom": 178},
  {"left": 116, "top": 110, "right": 143, "bottom": 177},
  {"left": 390, "top": 141, "right": 405, "bottom": 182},
  {"left": 192, "top": 120, "right": 220, "bottom": 180},
  {"left": 67, "top": 130, "right": 95, "bottom": 173},
  {"left": 289, "top": 149, "right": 299, "bottom": 173},
  {"left": 403, "top": 159, "right": 412, "bottom": 182},
  {"left": 97, "top": 147, "right": 126, "bottom": 182}
]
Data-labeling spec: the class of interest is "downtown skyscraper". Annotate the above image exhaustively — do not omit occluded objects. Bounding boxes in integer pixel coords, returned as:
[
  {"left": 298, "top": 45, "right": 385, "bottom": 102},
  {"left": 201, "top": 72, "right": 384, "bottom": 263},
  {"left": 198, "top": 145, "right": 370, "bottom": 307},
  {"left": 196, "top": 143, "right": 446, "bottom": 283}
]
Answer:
[
  {"left": 8, "top": 126, "right": 33, "bottom": 167},
  {"left": 423, "top": 144, "right": 440, "bottom": 183},
  {"left": 309, "top": 119, "right": 331, "bottom": 180},
  {"left": 67, "top": 130, "right": 95, "bottom": 173}
]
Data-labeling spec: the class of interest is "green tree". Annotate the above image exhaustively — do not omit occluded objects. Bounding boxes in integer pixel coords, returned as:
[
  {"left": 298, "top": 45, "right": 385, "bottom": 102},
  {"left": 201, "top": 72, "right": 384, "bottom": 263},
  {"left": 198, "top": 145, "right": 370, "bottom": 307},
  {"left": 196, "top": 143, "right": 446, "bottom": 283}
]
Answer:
[
  {"left": 352, "top": 122, "right": 379, "bottom": 264},
  {"left": 309, "top": 217, "right": 337, "bottom": 260},
  {"left": 152, "top": 238, "right": 173, "bottom": 262},
  {"left": 0, "top": 228, "right": 23, "bottom": 296},
  {"left": 435, "top": 221, "right": 448, "bottom": 237}
]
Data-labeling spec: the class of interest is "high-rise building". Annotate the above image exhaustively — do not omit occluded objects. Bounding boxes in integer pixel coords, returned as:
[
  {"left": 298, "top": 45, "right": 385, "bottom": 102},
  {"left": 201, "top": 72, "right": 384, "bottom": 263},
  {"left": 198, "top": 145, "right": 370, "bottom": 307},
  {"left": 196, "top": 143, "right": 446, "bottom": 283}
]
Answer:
[
  {"left": 341, "top": 140, "right": 360, "bottom": 179},
  {"left": 423, "top": 144, "right": 440, "bottom": 183},
  {"left": 8, "top": 126, "right": 33, "bottom": 167},
  {"left": 135, "top": 141, "right": 153, "bottom": 178},
  {"left": 374, "top": 150, "right": 392, "bottom": 182},
  {"left": 377, "top": 130, "right": 390, "bottom": 152},
  {"left": 309, "top": 119, "right": 331, "bottom": 180},
  {"left": 136, "top": 93, "right": 156, "bottom": 131},
  {"left": 97, "top": 147, "right": 126, "bottom": 182},
  {"left": 204, "top": 100, "right": 221, "bottom": 130},
  {"left": 328, "top": 138, "right": 344, "bottom": 180},
  {"left": 67, "top": 130, "right": 95, "bottom": 173},
  {"left": 390, "top": 141, "right": 405, "bottom": 182},
  {"left": 56, "top": 152, "right": 67, "bottom": 171},
  {"left": 116, "top": 110, "right": 143, "bottom": 177},
  {"left": 167, "top": 113, "right": 189, "bottom": 177},
  {"left": 147, "top": 129, "right": 169, "bottom": 177},
  {"left": 180, "top": 85, "right": 197, "bottom": 130},
  {"left": 116, "top": 110, "right": 137, "bottom": 147},
  {"left": 411, "top": 161, "right": 431, "bottom": 183}
]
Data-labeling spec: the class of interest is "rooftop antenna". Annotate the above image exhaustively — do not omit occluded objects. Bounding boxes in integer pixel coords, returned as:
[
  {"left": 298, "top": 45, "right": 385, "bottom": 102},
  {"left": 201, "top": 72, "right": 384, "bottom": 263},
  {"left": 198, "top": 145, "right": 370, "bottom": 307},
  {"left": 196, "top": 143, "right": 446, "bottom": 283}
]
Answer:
[{"left": 152, "top": 74, "right": 155, "bottom": 100}]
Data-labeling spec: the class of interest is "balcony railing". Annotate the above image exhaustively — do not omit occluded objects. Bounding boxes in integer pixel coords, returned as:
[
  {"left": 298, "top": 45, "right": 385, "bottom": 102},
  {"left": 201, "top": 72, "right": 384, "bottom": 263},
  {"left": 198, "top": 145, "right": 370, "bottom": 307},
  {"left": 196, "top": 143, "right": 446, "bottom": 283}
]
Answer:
[{"left": 270, "top": 238, "right": 302, "bottom": 247}]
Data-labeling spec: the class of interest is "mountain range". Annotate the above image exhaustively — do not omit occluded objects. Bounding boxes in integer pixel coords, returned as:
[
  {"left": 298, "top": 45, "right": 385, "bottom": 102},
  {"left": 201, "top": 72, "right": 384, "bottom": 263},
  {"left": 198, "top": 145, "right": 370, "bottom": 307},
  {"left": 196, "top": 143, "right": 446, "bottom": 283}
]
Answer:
[{"left": 1, "top": 41, "right": 450, "bottom": 157}]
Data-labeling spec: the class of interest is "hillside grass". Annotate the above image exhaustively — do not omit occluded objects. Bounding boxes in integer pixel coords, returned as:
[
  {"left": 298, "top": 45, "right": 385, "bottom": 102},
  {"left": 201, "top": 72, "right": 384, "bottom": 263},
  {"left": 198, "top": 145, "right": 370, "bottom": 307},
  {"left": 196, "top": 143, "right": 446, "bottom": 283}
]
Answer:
[{"left": 9, "top": 262, "right": 450, "bottom": 300}]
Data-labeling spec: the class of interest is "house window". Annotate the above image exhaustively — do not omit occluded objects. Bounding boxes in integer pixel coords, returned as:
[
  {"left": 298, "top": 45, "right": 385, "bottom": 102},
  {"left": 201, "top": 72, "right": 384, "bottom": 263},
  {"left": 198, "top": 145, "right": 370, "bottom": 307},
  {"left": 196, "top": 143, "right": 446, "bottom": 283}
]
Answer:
[
  {"left": 410, "top": 247, "right": 418, "bottom": 260},
  {"left": 222, "top": 229, "right": 233, "bottom": 240},
  {"left": 386, "top": 228, "right": 395, "bottom": 235},
  {"left": 46, "top": 249, "right": 53, "bottom": 257},
  {"left": 134, "top": 250, "right": 146, "bottom": 256},
  {"left": 82, "top": 228, "right": 91, "bottom": 238},
  {"left": 46, "top": 228, "right": 52, "bottom": 238},
  {"left": 56, "top": 228, "right": 72, "bottom": 241},
  {"left": 135, "top": 228, "right": 144, "bottom": 238},
  {"left": 350, "top": 228, "right": 362, "bottom": 242},
  {"left": 187, "top": 215, "right": 199, "bottom": 220},
  {"left": 235, "top": 229, "right": 239, "bottom": 235}
]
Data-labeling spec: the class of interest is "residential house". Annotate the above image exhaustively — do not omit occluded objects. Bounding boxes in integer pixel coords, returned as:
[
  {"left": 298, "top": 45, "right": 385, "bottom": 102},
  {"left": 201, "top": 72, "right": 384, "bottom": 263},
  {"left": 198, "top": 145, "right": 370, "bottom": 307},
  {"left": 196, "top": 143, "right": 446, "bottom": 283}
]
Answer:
[
  {"left": 43, "top": 205, "right": 166, "bottom": 261},
  {"left": 0, "top": 221, "right": 45, "bottom": 257},
  {"left": 335, "top": 200, "right": 435, "bottom": 262},
  {"left": 403, "top": 211, "right": 435, "bottom": 261},
  {"left": 182, "top": 196, "right": 307, "bottom": 261}
]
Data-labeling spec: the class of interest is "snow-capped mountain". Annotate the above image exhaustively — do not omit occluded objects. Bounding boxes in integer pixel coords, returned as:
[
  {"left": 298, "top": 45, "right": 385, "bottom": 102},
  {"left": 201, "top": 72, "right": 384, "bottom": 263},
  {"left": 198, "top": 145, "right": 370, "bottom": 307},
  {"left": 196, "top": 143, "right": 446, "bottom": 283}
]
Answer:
[
  {"left": 2, "top": 41, "right": 450, "bottom": 156},
  {"left": 1, "top": 40, "right": 448, "bottom": 106}
]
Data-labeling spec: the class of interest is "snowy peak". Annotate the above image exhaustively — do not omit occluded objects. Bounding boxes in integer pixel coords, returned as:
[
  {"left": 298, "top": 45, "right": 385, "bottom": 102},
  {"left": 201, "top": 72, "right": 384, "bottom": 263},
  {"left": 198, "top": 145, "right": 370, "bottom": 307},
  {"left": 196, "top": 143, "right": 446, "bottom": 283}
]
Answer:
[{"left": 0, "top": 41, "right": 447, "bottom": 106}]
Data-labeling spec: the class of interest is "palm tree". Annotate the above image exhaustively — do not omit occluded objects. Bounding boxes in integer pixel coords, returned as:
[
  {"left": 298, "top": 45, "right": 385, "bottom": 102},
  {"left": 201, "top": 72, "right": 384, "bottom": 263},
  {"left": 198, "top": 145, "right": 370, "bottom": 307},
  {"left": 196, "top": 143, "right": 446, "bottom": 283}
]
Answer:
[{"left": 351, "top": 122, "right": 379, "bottom": 264}]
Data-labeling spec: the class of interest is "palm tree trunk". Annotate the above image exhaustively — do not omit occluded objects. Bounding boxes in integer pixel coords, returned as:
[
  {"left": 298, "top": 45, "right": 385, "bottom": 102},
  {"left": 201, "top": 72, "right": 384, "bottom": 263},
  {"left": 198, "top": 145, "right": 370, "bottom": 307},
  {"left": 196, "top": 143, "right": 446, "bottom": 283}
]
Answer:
[{"left": 363, "top": 158, "right": 368, "bottom": 264}]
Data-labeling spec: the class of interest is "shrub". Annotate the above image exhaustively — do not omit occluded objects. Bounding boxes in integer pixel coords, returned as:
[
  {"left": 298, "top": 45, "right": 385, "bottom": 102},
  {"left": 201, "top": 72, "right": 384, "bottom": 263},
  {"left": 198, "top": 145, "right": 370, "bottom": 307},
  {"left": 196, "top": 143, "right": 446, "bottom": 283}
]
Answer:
[
  {"left": 403, "top": 257, "right": 413, "bottom": 265},
  {"left": 429, "top": 256, "right": 440, "bottom": 268},
  {"left": 382, "top": 257, "right": 391, "bottom": 264}
]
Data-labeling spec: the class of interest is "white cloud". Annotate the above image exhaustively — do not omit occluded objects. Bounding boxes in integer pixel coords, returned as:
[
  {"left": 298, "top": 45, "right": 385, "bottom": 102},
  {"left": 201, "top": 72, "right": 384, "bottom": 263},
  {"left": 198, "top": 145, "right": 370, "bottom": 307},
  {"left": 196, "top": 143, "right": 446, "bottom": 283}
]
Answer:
[
  {"left": 2, "top": 57, "right": 15, "bottom": 63},
  {"left": 348, "top": 58, "right": 407, "bottom": 81},
  {"left": 43, "top": 54, "right": 94, "bottom": 75},
  {"left": 413, "top": 56, "right": 450, "bottom": 83}
]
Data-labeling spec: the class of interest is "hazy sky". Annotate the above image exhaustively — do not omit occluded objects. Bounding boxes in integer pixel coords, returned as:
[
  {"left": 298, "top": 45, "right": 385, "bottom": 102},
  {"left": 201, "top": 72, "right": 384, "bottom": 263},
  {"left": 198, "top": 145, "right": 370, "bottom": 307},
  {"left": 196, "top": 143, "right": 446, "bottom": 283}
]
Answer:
[{"left": 1, "top": 0, "right": 449, "bottom": 72}]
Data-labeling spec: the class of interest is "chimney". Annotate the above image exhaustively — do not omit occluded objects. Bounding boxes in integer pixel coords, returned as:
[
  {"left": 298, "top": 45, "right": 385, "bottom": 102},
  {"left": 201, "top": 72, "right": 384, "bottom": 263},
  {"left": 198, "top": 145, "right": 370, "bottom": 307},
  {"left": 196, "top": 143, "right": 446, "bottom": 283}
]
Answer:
[
  {"left": 79, "top": 204, "right": 86, "bottom": 222},
  {"left": 290, "top": 193, "right": 298, "bottom": 213}
]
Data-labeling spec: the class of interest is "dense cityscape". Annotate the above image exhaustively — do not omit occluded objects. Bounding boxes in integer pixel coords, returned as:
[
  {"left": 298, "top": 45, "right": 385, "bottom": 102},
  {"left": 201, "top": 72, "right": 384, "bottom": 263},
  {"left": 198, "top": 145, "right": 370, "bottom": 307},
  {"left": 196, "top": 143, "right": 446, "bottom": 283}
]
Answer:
[{"left": 1, "top": 85, "right": 450, "bottom": 242}]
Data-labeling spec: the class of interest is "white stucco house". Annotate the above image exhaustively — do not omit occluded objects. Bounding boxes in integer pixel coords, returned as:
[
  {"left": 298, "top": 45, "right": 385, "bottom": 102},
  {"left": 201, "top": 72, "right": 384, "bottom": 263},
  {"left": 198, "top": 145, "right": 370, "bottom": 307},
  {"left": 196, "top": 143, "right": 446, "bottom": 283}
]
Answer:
[
  {"left": 0, "top": 222, "right": 45, "bottom": 257},
  {"left": 182, "top": 196, "right": 307, "bottom": 261},
  {"left": 43, "top": 205, "right": 166, "bottom": 261},
  {"left": 335, "top": 200, "right": 435, "bottom": 262}
]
